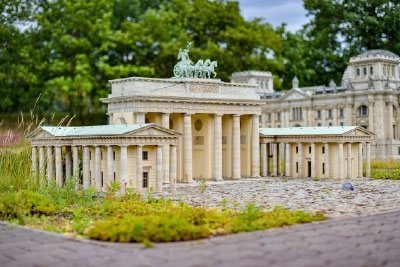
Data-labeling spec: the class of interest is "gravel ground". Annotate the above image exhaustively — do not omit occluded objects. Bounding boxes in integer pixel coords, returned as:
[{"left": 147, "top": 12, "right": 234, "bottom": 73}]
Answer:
[{"left": 156, "top": 177, "right": 400, "bottom": 218}]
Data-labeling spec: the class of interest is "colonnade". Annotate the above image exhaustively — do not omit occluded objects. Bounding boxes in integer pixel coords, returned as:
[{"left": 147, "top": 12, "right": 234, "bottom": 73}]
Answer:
[
  {"left": 31, "top": 143, "right": 178, "bottom": 193},
  {"left": 132, "top": 112, "right": 260, "bottom": 181},
  {"left": 260, "top": 141, "right": 371, "bottom": 179}
]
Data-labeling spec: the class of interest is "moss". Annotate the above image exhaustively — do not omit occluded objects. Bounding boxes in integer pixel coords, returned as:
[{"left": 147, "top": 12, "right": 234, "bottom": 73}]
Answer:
[
  {"left": 0, "top": 190, "right": 57, "bottom": 219},
  {"left": 87, "top": 214, "right": 210, "bottom": 242}
]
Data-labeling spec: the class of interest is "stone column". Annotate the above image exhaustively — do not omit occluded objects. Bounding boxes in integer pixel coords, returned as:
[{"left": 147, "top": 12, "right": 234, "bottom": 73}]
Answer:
[
  {"left": 170, "top": 145, "right": 177, "bottom": 194},
  {"left": 324, "top": 143, "right": 330, "bottom": 178},
  {"left": 65, "top": 146, "right": 72, "bottom": 180},
  {"left": 95, "top": 146, "right": 102, "bottom": 191},
  {"left": 285, "top": 143, "right": 291, "bottom": 177},
  {"left": 266, "top": 144, "right": 270, "bottom": 175},
  {"left": 107, "top": 146, "right": 114, "bottom": 185},
  {"left": 338, "top": 142, "right": 344, "bottom": 178},
  {"left": 55, "top": 146, "right": 63, "bottom": 187},
  {"left": 261, "top": 143, "right": 267, "bottom": 177},
  {"left": 183, "top": 113, "right": 193, "bottom": 183},
  {"left": 388, "top": 102, "right": 393, "bottom": 139},
  {"left": 31, "top": 146, "right": 37, "bottom": 177},
  {"left": 297, "top": 143, "right": 303, "bottom": 177},
  {"left": 272, "top": 143, "right": 278, "bottom": 177},
  {"left": 232, "top": 114, "right": 241, "bottom": 179},
  {"left": 136, "top": 145, "right": 143, "bottom": 192},
  {"left": 156, "top": 145, "right": 163, "bottom": 193},
  {"left": 162, "top": 113, "right": 170, "bottom": 183},
  {"left": 347, "top": 143, "right": 352, "bottom": 179},
  {"left": 358, "top": 143, "right": 363, "bottom": 178},
  {"left": 82, "top": 146, "right": 90, "bottom": 189},
  {"left": 136, "top": 113, "right": 145, "bottom": 124},
  {"left": 46, "top": 146, "right": 54, "bottom": 183},
  {"left": 368, "top": 101, "right": 374, "bottom": 134},
  {"left": 214, "top": 114, "right": 223, "bottom": 181},
  {"left": 311, "top": 142, "right": 316, "bottom": 178},
  {"left": 72, "top": 146, "right": 79, "bottom": 189},
  {"left": 251, "top": 114, "right": 260, "bottom": 177},
  {"left": 366, "top": 142, "right": 371, "bottom": 177},
  {"left": 120, "top": 145, "right": 128, "bottom": 193},
  {"left": 39, "top": 146, "right": 45, "bottom": 180}
]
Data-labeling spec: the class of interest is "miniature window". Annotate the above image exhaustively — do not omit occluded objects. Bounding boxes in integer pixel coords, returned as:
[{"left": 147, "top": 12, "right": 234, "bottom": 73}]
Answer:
[
  {"left": 101, "top": 172, "right": 104, "bottom": 187},
  {"left": 89, "top": 151, "right": 91, "bottom": 160},
  {"left": 267, "top": 113, "right": 271, "bottom": 121},
  {"left": 296, "top": 162, "right": 299, "bottom": 173},
  {"left": 363, "top": 67, "right": 367, "bottom": 75},
  {"left": 142, "top": 151, "right": 148, "bottom": 161},
  {"left": 328, "top": 122, "right": 332, "bottom": 126},
  {"left": 317, "top": 123, "right": 321, "bottom": 127},
  {"left": 317, "top": 110, "right": 321, "bottom": 119},
  {"left": 277, "top": 112, "right": 281, "bottom": 121},
  {"left": 296, "top": 146, "right": 299, "bottom": 153},
  {"left": 100, "top": 151, "right": 103, "bottom": 160},
  {"left": 357, "top": 68, "right": 360, "bottom": 76},
  {"left": 340, "top": 122, "right": 344, "bottom": 126},
  {"left": 322, "top": 147, "right": 325, "bottom": 154},
  {"left": 398, "top": 147, "right": 400, "bottom": 155},
  {"left": 322, "top": 163, "right": 325, "bottom": 174},
  {"left": 143, "top": 172, "right": 148, "bottom": 188},
  {"left": 328, "top": 109, "right": 332, "bottom": 118},
  {"left": 113, "top": 172, "right": 116, "bottom": 181},
  {"left": 370, "top": 66, "right": 373, "bottom": 75},
  {"left": 113, "top": 151, "right": 116, "bottom": 160},
  {"left": 309, "top": 146, "right": 312, "bottom": 154},
  {"left": 339, "top": 108, "right": 344, "bottom": 117},
  {"left": 357, "top": 105, "right": 368, "bottom": 116}
]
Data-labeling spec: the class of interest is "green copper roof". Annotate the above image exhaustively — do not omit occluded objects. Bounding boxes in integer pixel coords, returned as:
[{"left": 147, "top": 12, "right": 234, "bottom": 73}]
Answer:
[
  {"left": 259, "top": 126, "right": 365, "bottom": 136},
  {"left": 41, "top": 124, "right": 152, "bottom": 137}
]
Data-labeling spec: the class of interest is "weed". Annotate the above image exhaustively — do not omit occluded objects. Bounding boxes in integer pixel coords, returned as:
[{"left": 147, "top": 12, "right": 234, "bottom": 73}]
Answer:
[{"left": 322, "top": 188, "right": 331, "bottom": 194}]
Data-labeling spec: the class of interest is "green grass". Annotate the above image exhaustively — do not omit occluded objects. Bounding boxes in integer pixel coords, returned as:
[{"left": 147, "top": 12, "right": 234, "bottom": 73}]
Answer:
[{"left": 368, "top": 160, "right": 400, "bottom": 180}]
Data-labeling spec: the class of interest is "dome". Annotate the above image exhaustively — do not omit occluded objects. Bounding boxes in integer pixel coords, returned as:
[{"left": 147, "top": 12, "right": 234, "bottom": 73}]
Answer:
[{"left": 358, "top": 49, "right": 399, "bottom": 59}]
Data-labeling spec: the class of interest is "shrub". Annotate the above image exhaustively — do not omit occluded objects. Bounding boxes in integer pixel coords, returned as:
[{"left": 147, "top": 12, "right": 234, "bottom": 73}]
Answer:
[{"left": 0, "top": 190, "right": 57, "bottom": 219}]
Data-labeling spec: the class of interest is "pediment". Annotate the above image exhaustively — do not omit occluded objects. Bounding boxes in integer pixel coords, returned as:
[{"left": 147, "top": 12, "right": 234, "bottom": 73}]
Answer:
[
  {"left": 27, "top": 128, "right": 55, "bottom": 139},
  {"left": 124, "top": 124, "right": 181, "bottom": 137},
  {"left": 281, "top": 88, "right": 310, "bottom": 101},
  {"left": 343, "top": 127, "right": 374, "bottom": 136}
]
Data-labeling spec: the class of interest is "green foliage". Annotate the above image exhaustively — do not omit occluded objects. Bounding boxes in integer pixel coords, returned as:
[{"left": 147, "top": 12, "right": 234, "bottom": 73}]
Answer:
[
  {"left": 87, "top": 214, "right": 210, "bottom": 242},
  {"left": 0, "top": 190, "right": 57, "bottom": 219},
  {"left": 369, "top": 160, "right": 400, "bottom": 180},
  {"left": 228, "top": 205, "right": 325, "bottom": 233}
]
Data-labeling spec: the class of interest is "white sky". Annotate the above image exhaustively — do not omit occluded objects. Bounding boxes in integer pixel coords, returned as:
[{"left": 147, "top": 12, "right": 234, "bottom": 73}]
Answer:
[{"left": 236, "top": 0, "right": 309, "bottom": 32}]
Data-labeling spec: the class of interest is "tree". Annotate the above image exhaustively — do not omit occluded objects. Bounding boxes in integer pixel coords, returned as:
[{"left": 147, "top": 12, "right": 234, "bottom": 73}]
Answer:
[
  {"left": 299, "top": 0, "right": 400, "bottom": 86},
  {"left": 115, "top": 0, "right": 284, "bottom": 82},
  {"left": 0, "top": 0, "right": 44, "bottom": 112}
]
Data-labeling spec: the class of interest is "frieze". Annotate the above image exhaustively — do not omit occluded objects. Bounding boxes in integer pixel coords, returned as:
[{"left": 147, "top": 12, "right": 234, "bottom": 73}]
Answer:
[{"left": 189, "top": 84, "right": 219, "bottom": 94}]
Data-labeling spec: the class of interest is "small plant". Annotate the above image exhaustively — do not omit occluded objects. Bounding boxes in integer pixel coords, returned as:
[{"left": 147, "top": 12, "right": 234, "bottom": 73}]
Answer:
[
  {"left": 313, "top": 178, "right": 319, "bottom": 182},
  {"left": 322, "top": 188, "right": 331, "bottom": 194},
  {"left": 200, "top": 179, "right": 207, "bottom": 194},
  {"left": 221, "top": 197, "right": 228, "bottom": 210},
  {"left": 105, "top": 181, "right": 121, "bottom": 200}
]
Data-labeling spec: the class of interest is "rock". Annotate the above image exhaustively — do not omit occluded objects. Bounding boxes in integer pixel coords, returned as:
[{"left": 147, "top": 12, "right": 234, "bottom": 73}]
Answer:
[{"left": 341, "top": 182, "right": 354, "bottom": 191}]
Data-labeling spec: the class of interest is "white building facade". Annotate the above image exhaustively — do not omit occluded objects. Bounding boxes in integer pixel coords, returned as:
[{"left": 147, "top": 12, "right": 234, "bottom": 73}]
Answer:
[{"left": 232, "top": 50, "right": 400, "bottom": 159}]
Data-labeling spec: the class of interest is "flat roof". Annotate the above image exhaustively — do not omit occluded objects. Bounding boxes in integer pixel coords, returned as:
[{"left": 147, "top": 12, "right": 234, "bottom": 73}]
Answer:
[
  {"left": 259, "top": 126, "right": 365, "bottom": 136},
  {"left": 40, "top": 124, "right": 152, "bottom": 137}
]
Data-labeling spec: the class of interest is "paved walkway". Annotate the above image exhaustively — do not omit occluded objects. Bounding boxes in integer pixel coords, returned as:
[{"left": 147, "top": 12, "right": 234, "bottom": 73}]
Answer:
[{"left": 1, "top": 209, "right": 400, "bottom": 267}]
